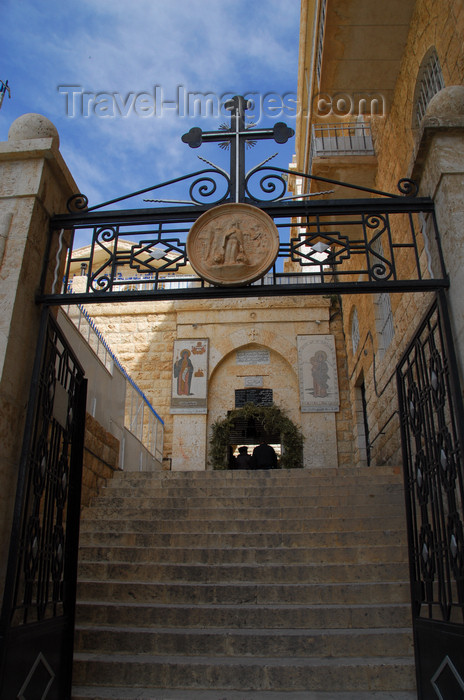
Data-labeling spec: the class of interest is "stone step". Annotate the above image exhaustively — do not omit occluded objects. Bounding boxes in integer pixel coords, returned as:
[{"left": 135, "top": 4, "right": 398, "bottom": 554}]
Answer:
[
  {"left": 76, "top": 580, "right": 411, "bottom": 606},
  {"left": 109, "top": 466, "right": 402, "bottom": 483},
  {"left": 86, "top": 493, "right": 405, "bottom": 510},
  {"left": 75, "top": 601, "right": 412, "bottom": 629},
  {"left": 74, "top": 467, "right": 414, "bottom": 696},
  {"left": 78, "top": 528, "right": 407, "bottom": 548},
  {"left": 78, "top": 515, "right": 407, "bottom": 534},
  {"left": 98, "top": 483, "right": 405, "bottom": 500},
  {"left": 80, "top": 503, "right": 405, "bottom": 522},
  {"left": 77, "top": 561, "right": 409, "bottom": 584},
  {"left": 90, "top": 489, "right": 404, "bottom": 510},
  {"left": 75, "top": 624, "right": 413, "bottom": 658},
  {"left": 77, "top": 544, "right": 408, "bottom": 565},
  {"left": 72, "top": 688, "right": 417, "bottom": 700},
  {"left": 72, "top": 652, "right": 416, "bottom": 692}
]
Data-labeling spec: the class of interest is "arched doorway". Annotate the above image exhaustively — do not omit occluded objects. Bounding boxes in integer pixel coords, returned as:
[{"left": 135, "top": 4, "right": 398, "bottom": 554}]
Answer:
[
  {"left": 210, "top": 403, "right": 304, "bottom": 470},
  {"left": 207, "top": 343, "right": 302, "bottom": 469}
]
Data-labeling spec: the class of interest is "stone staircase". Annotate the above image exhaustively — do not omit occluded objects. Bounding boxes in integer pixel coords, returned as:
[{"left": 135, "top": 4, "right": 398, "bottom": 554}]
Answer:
[{"left": 72, "top": 467, "right": 417, "bottom": 699}]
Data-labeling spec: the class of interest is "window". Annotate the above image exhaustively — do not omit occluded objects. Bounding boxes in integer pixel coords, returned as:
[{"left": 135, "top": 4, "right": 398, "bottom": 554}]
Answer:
[
  {"left": 315, "top": 0, "right": 328, "bottom": 85},
  {"left": 354, "top": 379, "right": 370, "bottom": 466},
  {"left": 351, "top": 307, "right": 360, "bottom": 355},
  {"left": 369, "top": 238, "right": 394, "bottom": 357},
  {"left": 374, "top": 292, "right": 394, "bottom": 358},
  {"left": 414, "top": 48, "right": 445, "bottom": 126}
]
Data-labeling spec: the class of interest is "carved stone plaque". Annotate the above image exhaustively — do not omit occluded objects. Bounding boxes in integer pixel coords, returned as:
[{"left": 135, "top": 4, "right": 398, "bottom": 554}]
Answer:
[{"left": 186, "top": 203, "right": 280, "bottom": 286}]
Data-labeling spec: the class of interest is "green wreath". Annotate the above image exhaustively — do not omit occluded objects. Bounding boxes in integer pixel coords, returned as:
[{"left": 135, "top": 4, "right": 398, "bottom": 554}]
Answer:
[{"left": 210, "top": 403, "right": 304, "bottom": 470}]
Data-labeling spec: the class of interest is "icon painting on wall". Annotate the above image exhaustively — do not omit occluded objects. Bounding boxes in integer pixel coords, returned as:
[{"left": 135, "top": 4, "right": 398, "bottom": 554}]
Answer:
[
  {"left": 171, "top": 339, "right": 208, "bottom": 413},
  {"left": 297, "top": 335, "right": 340, "bottom": 412}
]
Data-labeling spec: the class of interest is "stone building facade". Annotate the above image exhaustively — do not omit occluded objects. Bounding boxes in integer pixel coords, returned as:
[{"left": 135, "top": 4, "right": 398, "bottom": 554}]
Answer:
[
  {"left": 294, "top": 0, "right": 464, "bottom": 467},
  {"left": 1, "top": 0, "right": 464, "bottom": 593},
  {"left": 81, "top": 292, "right": 354, "bottom": 471}
]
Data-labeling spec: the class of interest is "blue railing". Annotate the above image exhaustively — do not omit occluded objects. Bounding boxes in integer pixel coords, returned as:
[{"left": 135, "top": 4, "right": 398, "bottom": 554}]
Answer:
[{"left": 63, "top": 303, "right": 164, "bottom": 463}]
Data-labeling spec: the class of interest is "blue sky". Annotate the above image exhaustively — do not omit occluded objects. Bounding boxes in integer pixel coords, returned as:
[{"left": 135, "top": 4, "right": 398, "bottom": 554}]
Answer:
[{"left": 1, "top": 0, "right": 300, "bottom": 210}]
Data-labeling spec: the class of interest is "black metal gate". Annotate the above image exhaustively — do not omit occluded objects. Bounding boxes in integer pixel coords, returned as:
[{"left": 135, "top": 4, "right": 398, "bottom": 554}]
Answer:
[
  {"left": 1, "top": 96, "right": 461, "bottom": 697},
  {"left": 0, "top": 309, "right": 87, "bottom": 699},
  {"left": 397, "top": 290, "right": 464, "bottom": 698}
]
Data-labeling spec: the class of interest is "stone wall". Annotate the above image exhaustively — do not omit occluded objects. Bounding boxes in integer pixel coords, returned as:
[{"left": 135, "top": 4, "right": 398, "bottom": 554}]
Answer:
[
  {"left": 82, "top": 412, "right": 120, "bottom": 507},
  {"left": 337, "top": 0, "right": 464, "bottom": 465},
  {"left": 83, "top": 294, "right": 355, "bottom": 470},
  {"left": 373, "top": 0, "right": 464, "bottom": 192},
  {"left": 86, "top": 299, "right": 177, "bottom": 462}
]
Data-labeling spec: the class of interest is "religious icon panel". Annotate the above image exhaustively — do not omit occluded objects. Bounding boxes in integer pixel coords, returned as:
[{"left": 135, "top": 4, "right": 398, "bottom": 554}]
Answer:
[
  {"left": 171, "top": 339, "right": 209, "bottom": 413},
  {"left": 297, "top": 335, "right": 339, "bottom": 412}
]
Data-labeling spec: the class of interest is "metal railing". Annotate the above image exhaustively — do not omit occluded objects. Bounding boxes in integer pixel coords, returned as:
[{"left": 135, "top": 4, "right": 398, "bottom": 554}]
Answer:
[
  {"left": 68, "top": 272, "right": 323, "bottom": 294},
  {"left": 65, "top": 303, "right": 114, "bottom": 372},
  {"left": 64, "top": 304, "right": 164, "bottom": 463},
  {"left": 45, "top": 185, "right": 447, "bottom": 306},
  {"left": 125, "top": 379, "right": 164, "bottom": 464},
  {"left": 312, "top": 121, "right": 375, "bottom": 157}
]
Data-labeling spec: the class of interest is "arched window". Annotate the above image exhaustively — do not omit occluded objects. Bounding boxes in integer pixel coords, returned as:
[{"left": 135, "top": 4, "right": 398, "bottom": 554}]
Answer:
[
  {"left": 315, "top": 0, "right": 328, "bottom": 85},
  {"left": 351, "top": 307, "right": 360, "bottom": 355},
  {"left": 369, "top": 238, "right": 394, "bottom": 358},
  {"left": 414, "top": 48, "right": 445, "bottom": 126},
  {"left": 374, "top": 292, "right": 394, "bottom": 358}
]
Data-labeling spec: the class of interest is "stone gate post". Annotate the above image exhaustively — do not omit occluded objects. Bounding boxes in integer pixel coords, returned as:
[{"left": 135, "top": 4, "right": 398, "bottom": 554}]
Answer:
[
  {"left": 0, "top": 114, "right": 78, "bottom": 597},
  {"left": 412, "top": 86, "right": 464, "bottom": 381}
]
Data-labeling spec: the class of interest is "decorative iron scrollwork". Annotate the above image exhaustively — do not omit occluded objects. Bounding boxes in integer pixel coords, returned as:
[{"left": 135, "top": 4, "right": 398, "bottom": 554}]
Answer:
[
  {"left": 90, "top": 274, "right": 112, "bottom": 293},
  {"left": 67, "top": 192, "right": 89, "bottom": 213},
  {"left": 49, "top": 170, "right": 447, "bottom": 303},
  {"left": 397, "top": 178, "right": 419, "bottom": 197},
  {"left": 419, "top": 523, "right": 436, "bottom": 583},
  {"left": 245, "top": 167, "right": 288, "bottom": 203},
  {"left": 415, "top": 451, "right": 429, "bottom": 506},
  {"left": 448, "top": 514, "right": 464, "bottom": 582},
  {"left": 188, "top": 172, "right": 230, "bottom": 205},
  {"left": 8, "top": 317, "right": 85, "bottom": 626},
  {"left": 407, "top": 380, "right": 423, "bottom": 436},
  {"left": 397, "top": 296, "right": 464, "bottom": 626},
  {"left": 365, "top": 216, "right": 394, "bottom": 281}
]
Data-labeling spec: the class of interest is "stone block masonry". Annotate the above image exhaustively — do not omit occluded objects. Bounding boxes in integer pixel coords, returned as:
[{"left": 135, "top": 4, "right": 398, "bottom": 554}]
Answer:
[{"left": 82, "top": 413, "right": 120, "bottom": 508}]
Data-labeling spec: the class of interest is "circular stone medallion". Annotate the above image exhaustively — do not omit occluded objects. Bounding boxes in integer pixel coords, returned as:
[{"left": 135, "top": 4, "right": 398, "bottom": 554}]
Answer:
[{"left": 186, "top": 203, "right": 280, "bottom": 286}]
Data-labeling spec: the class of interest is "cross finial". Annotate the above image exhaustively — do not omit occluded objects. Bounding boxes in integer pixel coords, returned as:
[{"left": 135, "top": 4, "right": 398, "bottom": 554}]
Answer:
[{"left": 182, "top": 95, "right": 294, "bottom": 203}]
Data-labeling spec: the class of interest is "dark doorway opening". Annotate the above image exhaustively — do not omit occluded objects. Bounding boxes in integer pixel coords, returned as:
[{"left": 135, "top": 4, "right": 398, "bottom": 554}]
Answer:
[{"left": 226, "top": 413, "right": 281, "bottom": 469}]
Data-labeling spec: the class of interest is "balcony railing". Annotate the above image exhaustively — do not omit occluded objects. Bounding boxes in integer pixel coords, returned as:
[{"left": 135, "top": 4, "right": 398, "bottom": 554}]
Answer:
[
  {"left": 68, "top": 272, "right": 323, "bottom": 294},
  {"left": 312, "top": 122, "right": 375, "bottom": 157}
]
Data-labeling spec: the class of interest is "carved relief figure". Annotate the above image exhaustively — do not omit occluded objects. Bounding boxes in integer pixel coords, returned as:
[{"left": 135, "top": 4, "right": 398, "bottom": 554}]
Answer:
[
  {"left": 186, "top": 203, "right": 280, "bottom": 287},
  {"left": 310, "top": 350, "right": 329, "bottom": 398},
  {"left": 173, "top": 349, "right": 194, "bottom": 395},
  {"left": 206, "top": 219, "right": 250, "bottom": 267}
]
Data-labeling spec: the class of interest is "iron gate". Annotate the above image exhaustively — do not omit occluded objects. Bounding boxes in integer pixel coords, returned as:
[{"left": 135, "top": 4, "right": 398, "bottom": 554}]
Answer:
[
  {"left": 0, "top": 309, "right": 87, "bottom": 699},
  {"left": 1, "top": 96, "right": 463, "bottom": 698},
  {"left": 397, "top": 290, "right": 464, "bottom": 698}
]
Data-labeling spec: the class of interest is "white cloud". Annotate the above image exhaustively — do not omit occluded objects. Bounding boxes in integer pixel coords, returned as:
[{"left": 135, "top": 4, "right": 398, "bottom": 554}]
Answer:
[{"left": 2, "top": 0, "right": 299, "bottom": 208}]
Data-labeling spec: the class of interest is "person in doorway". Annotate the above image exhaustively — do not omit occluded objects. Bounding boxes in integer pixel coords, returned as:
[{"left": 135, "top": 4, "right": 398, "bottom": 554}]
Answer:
[
  {"left": 233, "top": 445, "right": 255, "bottom": 470},
  {"left": 252, "top": 441, "right": 278, "bottom": 469}
]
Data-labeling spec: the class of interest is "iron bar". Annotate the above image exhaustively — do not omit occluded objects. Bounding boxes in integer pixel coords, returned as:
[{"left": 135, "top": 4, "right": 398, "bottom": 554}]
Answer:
[
  {"left": 38, "top": 278, "right": 448, "bottom": 307},
  {"left": 53, "top": 196, "right": 435, "bottom": 230}
]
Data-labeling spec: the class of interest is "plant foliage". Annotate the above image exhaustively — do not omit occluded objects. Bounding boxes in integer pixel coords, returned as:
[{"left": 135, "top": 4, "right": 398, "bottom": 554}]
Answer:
[{"left": 210, "top": 403, "right": 304, "bottom": 470}]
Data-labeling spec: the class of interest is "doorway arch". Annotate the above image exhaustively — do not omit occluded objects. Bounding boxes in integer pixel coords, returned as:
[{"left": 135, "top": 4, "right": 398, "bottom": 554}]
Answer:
[{"left": 210, "top": 402, "right": 304, "bottom": 470}]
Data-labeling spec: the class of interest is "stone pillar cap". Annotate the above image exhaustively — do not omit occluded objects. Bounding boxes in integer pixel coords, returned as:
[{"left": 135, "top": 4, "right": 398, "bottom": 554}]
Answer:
[
  {"left": 8, "top": 113, "right": 60, "bottom": 147},
  {"left": 412, "top": 86, "right": 464, "bottom": 188},
  {"left": 424, "top": 85, "right": 464, "bottom": 122}
]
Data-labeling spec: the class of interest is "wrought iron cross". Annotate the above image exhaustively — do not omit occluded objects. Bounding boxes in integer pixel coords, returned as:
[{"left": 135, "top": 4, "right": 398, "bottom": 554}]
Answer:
[{"left": 181, "top": 95, "right": 294, "bottom": 203}]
